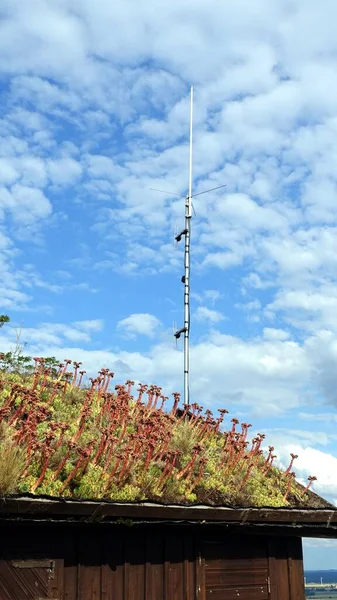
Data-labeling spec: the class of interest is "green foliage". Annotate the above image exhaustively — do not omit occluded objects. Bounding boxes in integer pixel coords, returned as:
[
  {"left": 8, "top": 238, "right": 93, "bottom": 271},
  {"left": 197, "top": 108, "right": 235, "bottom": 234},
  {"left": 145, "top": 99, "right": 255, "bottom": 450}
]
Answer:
[
  {"left": 0, "top": 315, "right": 10, "bottom": 328},
  {"left": 0, "top": 351, "right": 59, "bottom": 376},
  {"left": 0, "top": 352, "right": 32, "bottom": 374}
]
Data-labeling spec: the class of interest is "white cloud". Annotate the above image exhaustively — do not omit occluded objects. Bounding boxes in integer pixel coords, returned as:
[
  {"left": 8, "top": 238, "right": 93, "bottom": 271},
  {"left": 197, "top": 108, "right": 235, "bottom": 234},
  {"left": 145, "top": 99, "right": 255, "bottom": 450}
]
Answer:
[
  {"left": 117, "top": 313, "right": 162, "bottom": 339},
  {"left": 299, "top": 412, "right": 337, "bottom": 423},
  {"left": 46, "top": 158, "right": 82, "bottom": 186},
  {"left": 85, "top": 155, "right": 124, "bottom": 183},
  {"left": 18, "top": 157, "right": 47, "bottom": 187},
  {"left": 0, "top": 184, "right": 52, "bottom": 224},
  {"left": 192, "top": 289, "right": 222, "bottom": 305},
  {"left": 0, "top": 287, "right": 31, "bottom": 310},
  {"left": 195, "top": 306, "right": 224, "bottom": 323},
  {"left": 4, "top": 321, "right": 104, "bottom": 347},
  {"left": 263, "top": 328, "right": 291, "bottom": 341},
  {"left": 204, "top": 290, "right": 222, "bottom": 304},
  {"left": 237, "top": 300, "right": 261, "bottom": 312},
  {"left": 73, "top": 319, "right": 104, "bottom": 332},
  {"left": 0, "top": 159, "right": 20, "bottom": 185},
  {"left": 202, "top": 250, "right": 248, "bottom": 270},
  {"left": 276, "top": 442, "right": 337, "bottom": 501},
  {"left": 8, "top": 108, "right": 48, "bottom": 132}
]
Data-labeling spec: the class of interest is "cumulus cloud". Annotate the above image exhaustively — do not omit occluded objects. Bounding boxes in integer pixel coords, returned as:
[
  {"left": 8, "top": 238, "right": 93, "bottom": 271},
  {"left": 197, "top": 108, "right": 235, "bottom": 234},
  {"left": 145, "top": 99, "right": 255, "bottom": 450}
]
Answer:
[
  {"left": 117, "top": 313, "right": 162, "bottom": 339},
  {"left": 18, "top": 322, "right": 103, "bottom": 345},
  {"left": 73, "top": 319, "right": 104, "bottom": 332},
  {"left": 195, "top": 306, "right": 224, "bottom": 323},
  {"left": 0, "top": 159, "right": 20, "bottom": 185},
  {"left": 263, "top": 328, "right": 291, "bottom": 341},
  {"left": 275, "top": 440, "right": 337, "bottom": 503},
  {"left": 0, "top": 184, "right": 52, "bottom": 224},
  {"left": 46, "top": 158, "right": 82, "bottom": 187}
]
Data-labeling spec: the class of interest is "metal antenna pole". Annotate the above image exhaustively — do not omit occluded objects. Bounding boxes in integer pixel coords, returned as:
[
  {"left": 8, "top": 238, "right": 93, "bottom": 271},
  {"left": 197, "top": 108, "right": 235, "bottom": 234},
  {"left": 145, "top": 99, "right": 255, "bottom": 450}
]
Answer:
[
  {"left": 173, "top": 86, "right": 225, "bottom": 408},
  {"left": 184, "top": 86, "right": 193, "bottom": 407}
]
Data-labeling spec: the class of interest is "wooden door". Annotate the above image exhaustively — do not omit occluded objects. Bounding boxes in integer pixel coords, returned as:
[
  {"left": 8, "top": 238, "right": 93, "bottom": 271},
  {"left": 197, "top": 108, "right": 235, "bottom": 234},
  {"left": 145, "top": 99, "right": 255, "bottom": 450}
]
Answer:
[
  {"left": 0, "top": 558, "right": 55, "bottom": 600},
  {"left": 0, "top": 525, "right": 62, "bottom": 600},
  {"left": 203, "top": 536, "right": 271, "bottom": 600}
]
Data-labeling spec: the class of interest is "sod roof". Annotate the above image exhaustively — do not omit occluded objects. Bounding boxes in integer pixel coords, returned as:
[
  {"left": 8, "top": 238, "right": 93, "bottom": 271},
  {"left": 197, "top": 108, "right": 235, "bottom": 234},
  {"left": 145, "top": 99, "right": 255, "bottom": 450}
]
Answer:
[{"left": 0, "top": 357, "right": 332, "bottom": 510}]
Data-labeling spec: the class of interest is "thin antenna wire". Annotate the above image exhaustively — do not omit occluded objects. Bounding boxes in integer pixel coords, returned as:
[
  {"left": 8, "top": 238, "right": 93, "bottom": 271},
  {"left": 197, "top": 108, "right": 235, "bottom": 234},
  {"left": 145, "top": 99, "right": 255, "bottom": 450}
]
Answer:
[
  {"left": 193, "top": 183, "right": 227, "bottom": 198},
  {"left": 150, "top": 183, "right": 226, "bottom": 199},
  {"left": 150, "top": 188, "right": 180, "bottom": 197}
]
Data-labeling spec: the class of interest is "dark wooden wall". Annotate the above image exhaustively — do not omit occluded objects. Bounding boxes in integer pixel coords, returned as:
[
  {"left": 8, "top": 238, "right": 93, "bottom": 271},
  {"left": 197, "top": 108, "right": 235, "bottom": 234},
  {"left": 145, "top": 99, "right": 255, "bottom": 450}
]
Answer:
[{"left": 0, "top": 523, "right": 305, "bottom": 600}]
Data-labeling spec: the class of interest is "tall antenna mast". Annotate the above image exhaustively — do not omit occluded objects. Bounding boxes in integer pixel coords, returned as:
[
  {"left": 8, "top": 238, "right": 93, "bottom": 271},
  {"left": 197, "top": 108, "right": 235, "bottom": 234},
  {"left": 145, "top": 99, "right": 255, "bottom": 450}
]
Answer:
[
  {"left": 172, "top": 87, "right": 226, "bottom": 407},
  {"left": 174, "top": 86, "right": 193, "bottom": 407},
  {"left": 185, "top": 86, "right": 193, "bottom": 406}
]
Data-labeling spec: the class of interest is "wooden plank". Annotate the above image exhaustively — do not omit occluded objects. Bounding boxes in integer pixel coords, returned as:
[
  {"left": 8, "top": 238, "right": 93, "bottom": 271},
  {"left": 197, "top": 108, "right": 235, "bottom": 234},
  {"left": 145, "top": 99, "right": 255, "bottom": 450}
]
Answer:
[
  {"left": 145, "top": 532, "right": 164, "bottom": 600},
  {"left": 63, "top": 530, "right": 78, "bottom": 600},
  {"left": 50, "top": 559, "right": 64, "bottom": 600},
  {"left": 206, "top": 568, "right": 269, "bottom": 587},
  {"left": 205, "top": 557, "right": 268, "bottom": 570},
  {"left": 165, "top": 534, "right": 184, "bottom": 600},
  {"left": 183, "top": 534, "right": 196, "bottom": 600},
  {"left": 0, "top": 562, "right": 25, "bottom": 600},
  {"left": 268, "top": 538, "right": 290, "bottom": 600},
  {"left": 45, "top": 526, "right": 65, "bottom": 600},
  {"left": 77, "top": 530, "right": 101, "bottom": 600},
  {"left": 102, "top": 529, "right": 125, "bottom": 600},
  {"left": 11, "top": 560, "right": 54, "bottom": 569},
  {"left": 206, "top": 586, "right": 269, "bottom": 599},
  {"left": 101, "top": 530, "right": 114, "bottom": 600},
  {"left": 126, "top": 533, "right": 145, "bottom": 600},
  {"left": 195, "top": 537, "right": 206, "bottom": 600},
  {"left": 0, "top": 567, "right": 12, "bottom": 600},
  {"left": 287, "top": 538, "right": 305, "bottom": 600}
]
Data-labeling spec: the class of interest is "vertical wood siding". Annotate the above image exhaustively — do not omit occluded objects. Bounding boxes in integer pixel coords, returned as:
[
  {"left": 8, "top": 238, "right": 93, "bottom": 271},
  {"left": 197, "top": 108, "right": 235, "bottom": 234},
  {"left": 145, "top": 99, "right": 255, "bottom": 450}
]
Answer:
[{"left": 0, "top": 524, "right": 305, "bottom": 600}]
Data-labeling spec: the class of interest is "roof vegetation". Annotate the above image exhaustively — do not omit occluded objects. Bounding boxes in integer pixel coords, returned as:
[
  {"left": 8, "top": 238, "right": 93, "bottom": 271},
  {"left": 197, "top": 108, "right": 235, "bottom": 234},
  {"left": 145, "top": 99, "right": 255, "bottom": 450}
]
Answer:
[{"left": 0, "top": 355, "right": 325, "bottom": 508}]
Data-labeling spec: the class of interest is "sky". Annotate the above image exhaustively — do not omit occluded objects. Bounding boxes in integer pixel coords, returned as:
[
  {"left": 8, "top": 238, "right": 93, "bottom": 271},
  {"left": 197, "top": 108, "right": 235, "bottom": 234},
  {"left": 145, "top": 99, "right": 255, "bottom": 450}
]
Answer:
[{"left": 1, "top": 0, "right": 337, "bottom": 569}]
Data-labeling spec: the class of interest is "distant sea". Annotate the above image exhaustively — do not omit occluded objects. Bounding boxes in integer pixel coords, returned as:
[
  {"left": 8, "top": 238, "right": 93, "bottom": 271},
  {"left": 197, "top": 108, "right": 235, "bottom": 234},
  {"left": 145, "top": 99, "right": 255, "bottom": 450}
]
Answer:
[{"left": 305, "top": 571, "right": 337, "bottom": 584}]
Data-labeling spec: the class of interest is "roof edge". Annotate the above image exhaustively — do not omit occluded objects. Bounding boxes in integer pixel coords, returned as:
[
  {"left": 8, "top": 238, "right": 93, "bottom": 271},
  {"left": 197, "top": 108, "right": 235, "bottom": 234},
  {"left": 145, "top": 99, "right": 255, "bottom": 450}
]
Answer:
[{"left": 0, "top": 495, "right": 336, "bottom": 527}]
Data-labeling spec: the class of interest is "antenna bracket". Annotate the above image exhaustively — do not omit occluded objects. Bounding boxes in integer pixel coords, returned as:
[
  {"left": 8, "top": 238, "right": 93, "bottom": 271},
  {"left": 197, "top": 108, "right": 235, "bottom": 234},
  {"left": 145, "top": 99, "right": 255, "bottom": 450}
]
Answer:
[
  {"left": 174, "top": 327, "right": 187, "bottom": 340},
  {"left": 175, "top": 229, "right": 188, "bottom": 243}
]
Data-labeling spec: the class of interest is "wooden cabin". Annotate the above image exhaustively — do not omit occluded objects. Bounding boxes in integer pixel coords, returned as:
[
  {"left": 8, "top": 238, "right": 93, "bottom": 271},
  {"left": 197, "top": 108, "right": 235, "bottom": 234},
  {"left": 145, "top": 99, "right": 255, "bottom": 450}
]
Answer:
[{"left": 0, "top": 495, "right": 336, "bottom": 600}]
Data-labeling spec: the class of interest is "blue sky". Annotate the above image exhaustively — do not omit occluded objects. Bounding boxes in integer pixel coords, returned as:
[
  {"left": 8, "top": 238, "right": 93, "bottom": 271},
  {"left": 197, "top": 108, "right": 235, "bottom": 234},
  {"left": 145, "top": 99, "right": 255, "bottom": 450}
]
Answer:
[{"left": 1, "top": 0, "right": 337, "bottom": 569}]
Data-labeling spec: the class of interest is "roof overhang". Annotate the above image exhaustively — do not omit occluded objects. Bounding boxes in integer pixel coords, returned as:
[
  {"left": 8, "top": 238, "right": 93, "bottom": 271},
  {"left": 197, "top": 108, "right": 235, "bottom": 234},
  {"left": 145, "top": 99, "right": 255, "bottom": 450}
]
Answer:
[{"left": 0, "top": 495, "right": 336, "bottom": 538}]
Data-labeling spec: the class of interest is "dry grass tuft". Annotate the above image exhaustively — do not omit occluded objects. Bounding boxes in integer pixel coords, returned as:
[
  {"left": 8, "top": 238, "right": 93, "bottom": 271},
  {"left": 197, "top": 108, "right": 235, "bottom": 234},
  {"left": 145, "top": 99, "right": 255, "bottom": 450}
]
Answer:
[
  {"left": 0, "top": 423, "right": 25, "bottom": 495},
  {"left": 171, "top": 420, "right": 198, "bottom": 456}
]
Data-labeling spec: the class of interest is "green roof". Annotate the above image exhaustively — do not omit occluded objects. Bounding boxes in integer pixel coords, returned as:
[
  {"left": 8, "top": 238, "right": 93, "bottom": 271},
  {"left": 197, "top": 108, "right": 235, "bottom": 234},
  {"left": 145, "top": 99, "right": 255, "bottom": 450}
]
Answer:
[{"left": 0, "top": 358, "right": 329, "bottom": 509}]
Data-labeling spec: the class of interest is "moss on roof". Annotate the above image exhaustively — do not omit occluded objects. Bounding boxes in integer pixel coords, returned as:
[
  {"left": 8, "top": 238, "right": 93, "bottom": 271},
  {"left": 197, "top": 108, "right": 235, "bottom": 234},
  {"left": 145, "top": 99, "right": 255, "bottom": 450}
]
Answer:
[{"left": 0, "top": 358, "right": 328, "bottom": 509}]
